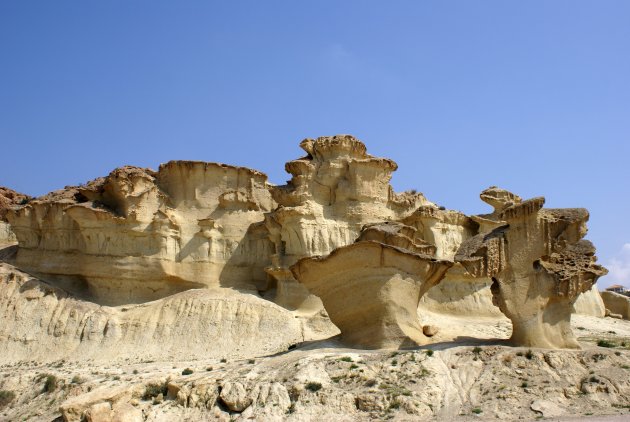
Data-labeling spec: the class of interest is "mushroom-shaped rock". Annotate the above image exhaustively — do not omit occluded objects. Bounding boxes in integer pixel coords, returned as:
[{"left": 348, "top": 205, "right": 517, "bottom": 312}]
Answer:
[
  {"left": 291, "top": 240, "right": 452, "bottom": 349},
  {"left": 456, "top": 190, "right": 608, "bottom": 349}
]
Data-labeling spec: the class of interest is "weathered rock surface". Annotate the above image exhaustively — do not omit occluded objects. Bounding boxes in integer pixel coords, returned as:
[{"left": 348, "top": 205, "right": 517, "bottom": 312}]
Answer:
[
  {"left": 0, "top": 262, "right": 304, "bottom": 364},
  {"left": 6, "top": 164, "right": 275, "bottom": 305},
  {"left": 456, "top": 187, "right": 608, "bottom": 349},
  {"left": 0, "top": 187, "right": 30, "bottom": 245},
  {"left": 574, "top": 284, "right": 607, "bottom": 318},
  {"left": 0, "top": 137, "right": 611, "bottom": 362},
  {"left": 3, "top": 321, "right": 630, "bottom": 422},
  {"left": 264, "top": 135, "right": 435, "bottom": 312},
  {"left": 601, "top": 291, "right": 630, "bottom": 320},
  {"left": 292, "top": 234, "right": 452, "bottom": 348}
]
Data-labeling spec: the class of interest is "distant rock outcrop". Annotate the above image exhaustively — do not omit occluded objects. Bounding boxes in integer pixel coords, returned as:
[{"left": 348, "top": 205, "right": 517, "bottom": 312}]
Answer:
[{"left": 601, "top": 291, "right": 630, "bottom": 320}]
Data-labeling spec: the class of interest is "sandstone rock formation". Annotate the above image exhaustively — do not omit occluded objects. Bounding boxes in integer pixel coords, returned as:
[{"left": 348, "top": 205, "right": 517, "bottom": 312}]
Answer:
[
  {"left": 6, "top": 164, "right": 275, "bottom": 305},
  {"left": 456, "top": 187, "right": 608, "bottom": 348},
  {"left": 291, "top": 223, "right": 452, "bottom": 348},
  {"left": 0, "top": 262, "right": 304, "bottom": 364},
  {"left": 574, "top": 285, "right": 606, "bottom": 318},
  {"left": 0, "top": 187, "right": 30, "bottom": 245},
  {"left": 601, "top": 291, "right": 630, "bottom": 320},
  {"left": 264, "top": 135, "right": 434, "bottom": 312},
  {"left": 0, "top": 136, "right": 610, "bottom": 358}
]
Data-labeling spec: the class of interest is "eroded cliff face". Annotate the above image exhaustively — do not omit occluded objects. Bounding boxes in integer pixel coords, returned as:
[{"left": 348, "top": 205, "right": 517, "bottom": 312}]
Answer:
[
  {"left": 265, "top": 135, "right": 434, "bottom": 267},
  {"left": 1, "top": 136, "right": 609, "bottom": 355},
  {"left": 6, "top": 163, "right": 275, "bottom": 305},
  {"left": 264, "top": 136, "right": 443, "bottom": 312},
  {"left": 0, "top": 263, "right": 304, "bottom": 363}
]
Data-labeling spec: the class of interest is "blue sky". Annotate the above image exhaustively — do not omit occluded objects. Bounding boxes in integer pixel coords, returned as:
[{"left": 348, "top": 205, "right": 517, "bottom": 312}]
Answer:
[{"left": 1, "top": 1, "right": 629, "bottom": 287}]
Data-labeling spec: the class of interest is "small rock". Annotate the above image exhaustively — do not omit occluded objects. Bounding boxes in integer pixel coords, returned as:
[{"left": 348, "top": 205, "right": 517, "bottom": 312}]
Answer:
[
  {"left": 219, "top": 381, "right": 252, "bottom": 412},
  {"left": 152, "top": 393, "right": 163, "bottom": 404},
  {"left": 530, "top": 399, "right": 565, "bottom": 418},
  {"left": 176, "top": 387, "right": 190, "bottom": 407},
  {"left": 85, "top": 402, "right": 112, "bottom": 422},
  {"left": 355, "top": 394, "right": 386, "bottom": 412},
  {"left": 422, "top": 325, "right": 438, "bottom": 337},
  {"left": 167, "top": 382, "right": 181, "bottom": 400}
]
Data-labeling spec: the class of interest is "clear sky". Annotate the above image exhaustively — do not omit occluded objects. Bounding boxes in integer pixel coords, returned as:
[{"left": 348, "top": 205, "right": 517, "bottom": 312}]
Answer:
[{"left": 1, "top": 1, "right": 629, "bottom": 287}]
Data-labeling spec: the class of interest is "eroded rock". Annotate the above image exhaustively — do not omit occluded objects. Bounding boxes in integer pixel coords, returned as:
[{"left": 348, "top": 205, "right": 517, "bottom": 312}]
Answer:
[
  {"left": 456, "top": 188, "right": 608, "bottom": 349},
  {"left": 291, "top": 223, "right": 452, "bottom": 348}
]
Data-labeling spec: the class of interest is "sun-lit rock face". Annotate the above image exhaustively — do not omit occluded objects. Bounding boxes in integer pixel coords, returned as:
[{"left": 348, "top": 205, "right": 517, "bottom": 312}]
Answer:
[
  {"left": 6, "top": 163, "right": 276, "bottom": 305},
  {"left": 291, "top": 223, "right": 453, "bottom": 349},
  {"left": 1, "top": 137, "right": 610, "bottom": 353},
  {"left": 0, "top": 263, "right": 304, "bottom": 364},
  {"left": 0, "top": 187, "right": 31, "bottom": 245},
  {"left": 265, "top": 135, "right": 436, "bottom": 310},
  {"left": 456, "top": 187, "right": 608, "bottom": 349}
]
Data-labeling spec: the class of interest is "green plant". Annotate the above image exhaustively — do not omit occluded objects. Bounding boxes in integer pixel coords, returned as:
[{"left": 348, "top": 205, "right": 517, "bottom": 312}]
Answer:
[
  {"left": 389, "top": 399, "right": 401, "bottom": 410},
  {"left": 425, "top": 349, "right": 434, "bottom": 357},
  {"left": 43, "top": 374, "right": 58, "bottom": 393},
  {"left": 598, "top": 340, "right": 616, "bottom": 348},
  {"left": 71, "top": 375, "right": 84, "bottom": 384},
  {"left": 133, "top": 369, "right": 139, "bottom": 375},
  {"left": 391, "top": 359, "right": 398, "bottom": 366},
  {"left": 472, "top": 347, "right": 482, "bottom": 354},
  {"left": 220, "top": 358, "right": 227, "bottom": 363},
  {"left": 472, "top": 408, "right": 482, "bottom": 414},
  {"left": 287, "top": 402, "right": 296, "bottom": 414},
  {"left": 248, "top": 359, "right": 255, "bottom": 364},
  {"left": 143, "top": 382, "right": 168, "bottom": 400},
  {"left": 305, "top": 382, "right": 322, "bottom": 392},
  {"left": 181, "top": 368, "right": 193, "bottom": 375},
  {"left": 516, "top": 351, "right": 523, "bottom": 357},
  {"left": 521, "top": 381, "right": 528, "bottom": 388},
  {"left": 350, "top": 364, "right": 359, "bottom": 370},
  {"left": 0, "top": 390, "right": 16, "bottom": 409},
  {"left": 525, "top": 350, "right": 533, "bottom": 360},
  {"left": 340, "top": 356, "right": 353, "bottom": 362}
]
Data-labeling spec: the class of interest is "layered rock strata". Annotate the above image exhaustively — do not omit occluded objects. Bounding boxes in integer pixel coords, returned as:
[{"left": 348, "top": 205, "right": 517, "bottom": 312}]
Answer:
[
  {"left": 6, "top": 164, "right": 275, "bottom": 305},
  {"left": 264, "top": 136, "right": 435, "bottom": 312},
  {"left": 0, "top": 137, "right": 610, "bottom": 355},
  {"left": 291, "top": 223, "right": 452, "bottom": 348},
  {"left": 0, "top": 262, "right": 304, "bottom": 363},
  {"left": 456, "top": 187, "right": 608, "bottom": 349}
]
